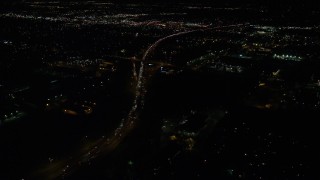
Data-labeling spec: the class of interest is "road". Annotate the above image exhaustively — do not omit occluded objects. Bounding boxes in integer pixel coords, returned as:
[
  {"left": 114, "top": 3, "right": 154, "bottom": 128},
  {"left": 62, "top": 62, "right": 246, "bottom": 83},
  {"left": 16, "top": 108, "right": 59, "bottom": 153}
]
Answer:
[{"left": 33, "top": 23, "right": 247, "bottom": 179}]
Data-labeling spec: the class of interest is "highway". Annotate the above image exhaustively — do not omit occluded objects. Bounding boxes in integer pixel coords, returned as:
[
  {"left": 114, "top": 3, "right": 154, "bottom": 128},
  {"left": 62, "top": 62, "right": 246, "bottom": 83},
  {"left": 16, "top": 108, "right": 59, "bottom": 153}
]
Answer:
[{"left": 33, "top": 23, "right": 247, "bottom": 179}]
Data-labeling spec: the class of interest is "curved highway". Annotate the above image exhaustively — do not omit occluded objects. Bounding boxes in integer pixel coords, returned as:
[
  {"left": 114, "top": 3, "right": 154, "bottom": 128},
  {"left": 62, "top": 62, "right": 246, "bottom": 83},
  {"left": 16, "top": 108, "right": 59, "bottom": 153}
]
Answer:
[{"left": 34, "top": 23, "right": 247, "bottom": 179}]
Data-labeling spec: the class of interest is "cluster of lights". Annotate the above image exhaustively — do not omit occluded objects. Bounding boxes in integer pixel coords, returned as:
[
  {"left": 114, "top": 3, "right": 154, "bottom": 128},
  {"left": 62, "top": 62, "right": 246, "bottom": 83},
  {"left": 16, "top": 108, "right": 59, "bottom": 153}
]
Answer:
[
  {"left": 273, "top": 54, "right": 302, "bottom": 61},
  {"left": 1, "top": 110, "right": 24, "bottom": 123},
  {"left": 48, "top": 59, "right": 104, "bottom": 68}
]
